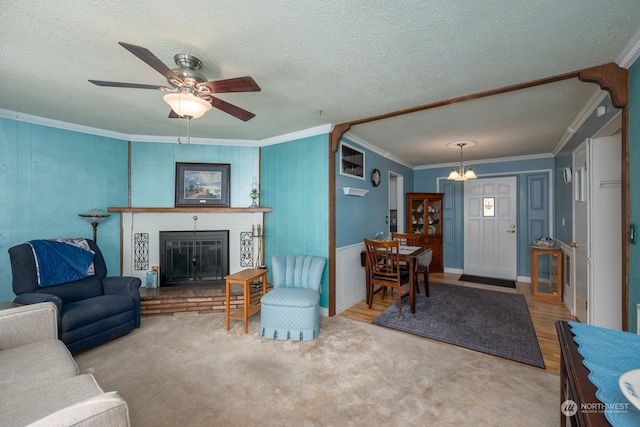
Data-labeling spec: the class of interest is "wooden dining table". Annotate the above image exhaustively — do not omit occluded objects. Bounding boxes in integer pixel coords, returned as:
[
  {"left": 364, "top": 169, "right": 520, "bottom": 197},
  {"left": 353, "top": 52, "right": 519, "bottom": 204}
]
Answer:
[{"left": 361, "top": 244, "right": 425, "bottom": 314}]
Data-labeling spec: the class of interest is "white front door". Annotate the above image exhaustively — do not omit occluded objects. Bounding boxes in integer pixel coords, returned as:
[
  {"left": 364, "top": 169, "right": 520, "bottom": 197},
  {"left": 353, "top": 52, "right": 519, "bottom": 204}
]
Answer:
[
  {"left": 464, "top": 177, "right": 518, "bottom": 279},
  {"left": 573, "top": 143, "right": 589, "bottom": 322}
]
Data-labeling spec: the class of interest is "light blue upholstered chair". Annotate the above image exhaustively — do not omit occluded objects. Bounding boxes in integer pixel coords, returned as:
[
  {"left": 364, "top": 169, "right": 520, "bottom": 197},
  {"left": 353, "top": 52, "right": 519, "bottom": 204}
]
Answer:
[{"left": 259, "top": 255, "right": 326, "bottom": 341}]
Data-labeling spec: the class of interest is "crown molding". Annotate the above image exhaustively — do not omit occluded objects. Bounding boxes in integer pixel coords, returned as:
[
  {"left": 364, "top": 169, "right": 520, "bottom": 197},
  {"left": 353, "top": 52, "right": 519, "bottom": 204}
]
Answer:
[
  {"left": 343, "top": 133, "right": 553, "bottom": 171},
  {"left": 259, "top": 123, "right": 333, "bottom": 146},
  {"left": 0, "top": 109, "right": 126, "bottom": 140},
  {"left": 415, "top": 153, "right": 553, "bottom": 170},
  {"left": 551, "top": 88, "right": 608, "bottom": 156},
  {"left": 343, "top": 132, "right": 415, "bottom": 169},
  {"left": 129, "top": 134, "right": 258, "bottom": 146},
  {"left": 0, "top": 108, "right": 332, "bottom": 148},
  {"left": 616, "top": 25, "right": 640, "bottom": 69}
]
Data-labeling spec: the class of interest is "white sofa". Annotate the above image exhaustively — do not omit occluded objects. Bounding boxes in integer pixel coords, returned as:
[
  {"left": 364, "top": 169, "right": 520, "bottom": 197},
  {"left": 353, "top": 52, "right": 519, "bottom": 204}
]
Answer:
[{"left": 0, "top": 302, "right": 130, "bottom": 426}]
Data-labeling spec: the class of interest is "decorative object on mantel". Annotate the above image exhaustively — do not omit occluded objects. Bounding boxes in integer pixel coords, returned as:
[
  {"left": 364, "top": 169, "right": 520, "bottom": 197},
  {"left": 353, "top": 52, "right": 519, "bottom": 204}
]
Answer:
[
  {"left": 175, "top": 162, "right": 230, "bottom": 207},
  {"left": 342, "top": 187, "right": 368, "bottom": 197},
  {"left": 249, "top": 176, "right": 259, "bottom": 208},
  {"left": 446, "top": 140, "right": 478, "bottom": 181},
  {"left": 78, "top": 208, "right": 111, "bottom": 242}
]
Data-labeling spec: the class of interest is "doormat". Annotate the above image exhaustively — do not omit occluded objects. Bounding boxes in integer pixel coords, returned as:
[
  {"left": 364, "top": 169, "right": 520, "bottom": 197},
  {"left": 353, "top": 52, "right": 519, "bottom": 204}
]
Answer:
[
  {"left": 373, "top": 282, "right": 545, "bottom": 368},
  {"left": 459, "top": 274, "right": 516, "bottom": 289}
]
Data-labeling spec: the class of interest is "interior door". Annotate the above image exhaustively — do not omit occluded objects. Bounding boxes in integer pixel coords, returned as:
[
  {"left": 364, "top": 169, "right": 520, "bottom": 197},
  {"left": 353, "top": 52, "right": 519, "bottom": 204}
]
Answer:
[
  {"left": 588, "top": 135, "right": 621, "bottom": 329},
  {"left": 573, "top": 142, "right": 588, "bottom": 323},
  {"left": 464, "top": 177, "right": 517, "bottom": 279},
  {"left": 388, "top": 172, "right": 404, "bottom": 233},
  {"left": 572, "top": 135, "right": 622, "bottom": 328}
]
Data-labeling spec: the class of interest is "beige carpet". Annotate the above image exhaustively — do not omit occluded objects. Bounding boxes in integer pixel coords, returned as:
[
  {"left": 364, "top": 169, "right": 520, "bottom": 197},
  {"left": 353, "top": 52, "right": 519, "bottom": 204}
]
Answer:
[{"left": 75, "top": 313, "right": 559, "bottom": 426}]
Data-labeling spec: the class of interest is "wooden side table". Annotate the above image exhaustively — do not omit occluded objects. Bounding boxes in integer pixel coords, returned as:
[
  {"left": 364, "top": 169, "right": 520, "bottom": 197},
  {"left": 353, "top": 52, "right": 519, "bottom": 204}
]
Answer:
[
  {"left": 225, "top": 268, "right": 267, "bottom": 333},
  {"left": 530, "top": 246, "right": 563, "bottom": 300},
  {"left": 0, "top": 301, "right": 21, "bottom": 310}
]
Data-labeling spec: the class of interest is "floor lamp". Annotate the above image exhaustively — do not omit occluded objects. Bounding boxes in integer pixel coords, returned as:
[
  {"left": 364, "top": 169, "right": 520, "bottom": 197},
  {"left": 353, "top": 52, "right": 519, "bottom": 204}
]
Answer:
[{"left": 78, "top": 208, "right": 111, "bottom": 243}]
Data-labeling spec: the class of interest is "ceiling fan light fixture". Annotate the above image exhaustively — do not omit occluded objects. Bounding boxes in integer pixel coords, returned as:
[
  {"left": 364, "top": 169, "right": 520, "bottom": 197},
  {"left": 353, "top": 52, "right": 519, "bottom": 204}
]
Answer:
[{"left": 163, "top": 92, "right": 211, "bottom": 119}]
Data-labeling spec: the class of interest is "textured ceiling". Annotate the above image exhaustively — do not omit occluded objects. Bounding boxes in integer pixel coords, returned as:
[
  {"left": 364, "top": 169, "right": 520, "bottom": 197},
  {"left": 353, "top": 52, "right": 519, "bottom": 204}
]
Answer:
[{"left": 1, "top": 1, "right": 639, "bottom": 166}]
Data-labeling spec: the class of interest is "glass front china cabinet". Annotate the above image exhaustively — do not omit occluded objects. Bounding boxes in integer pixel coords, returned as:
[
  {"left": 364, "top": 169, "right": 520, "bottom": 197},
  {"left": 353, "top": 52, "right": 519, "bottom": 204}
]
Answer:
[{"left": 406, "top": 193, "right": 444, "bottom": 272}]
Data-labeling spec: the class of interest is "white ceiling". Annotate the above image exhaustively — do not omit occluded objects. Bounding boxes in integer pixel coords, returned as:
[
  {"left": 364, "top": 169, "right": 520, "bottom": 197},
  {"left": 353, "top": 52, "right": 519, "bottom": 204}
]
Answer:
[{"left": 1, "top": 1, "right": 639, "bottom": 167}]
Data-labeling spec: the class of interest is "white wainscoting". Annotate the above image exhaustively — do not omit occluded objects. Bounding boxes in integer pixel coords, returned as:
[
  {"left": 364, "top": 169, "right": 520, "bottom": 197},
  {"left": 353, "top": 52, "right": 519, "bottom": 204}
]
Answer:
[
  {"left": 335, "top": 242, "right": 367, "bottom": 314},
  {"left": 119, "top": 212, "right": 263, "bottom": 284}
]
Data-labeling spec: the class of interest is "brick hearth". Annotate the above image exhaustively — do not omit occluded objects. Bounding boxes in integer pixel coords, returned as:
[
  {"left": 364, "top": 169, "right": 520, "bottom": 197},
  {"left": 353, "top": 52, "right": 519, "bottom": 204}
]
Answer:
[{"left": 140, "top": 283, "right": 269, "bottom": 316}]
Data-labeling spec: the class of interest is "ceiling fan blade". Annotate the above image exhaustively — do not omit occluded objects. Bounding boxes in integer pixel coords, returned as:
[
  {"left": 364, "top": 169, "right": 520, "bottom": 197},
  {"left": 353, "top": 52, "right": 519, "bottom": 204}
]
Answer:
[
  {"left": 89, "top": 80, "right": 171, "bottom": 90},
  {"left": 196, "top": 76, "right": 261, "bottom": 93},
  {"left": 118, "top": 42, "right": 183, "bottom": 84},
  {"left": 207, "top": 96, "right": 256, "bottom": 121}
]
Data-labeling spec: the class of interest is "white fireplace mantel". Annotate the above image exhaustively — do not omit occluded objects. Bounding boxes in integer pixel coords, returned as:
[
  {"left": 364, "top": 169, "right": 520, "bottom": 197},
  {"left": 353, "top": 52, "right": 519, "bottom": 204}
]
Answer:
[{"left": 108, "top": 207, "right": 271, "bottom": 283}]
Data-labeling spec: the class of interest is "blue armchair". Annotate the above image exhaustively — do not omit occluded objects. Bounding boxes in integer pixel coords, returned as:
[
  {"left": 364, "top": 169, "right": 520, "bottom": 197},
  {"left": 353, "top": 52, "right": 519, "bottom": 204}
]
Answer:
[
  {"left": 259, "top": 255, "right": 326, "bottom": 341},
  {"left": 8, "top": 239, "right": 141, "bottom": 353}
]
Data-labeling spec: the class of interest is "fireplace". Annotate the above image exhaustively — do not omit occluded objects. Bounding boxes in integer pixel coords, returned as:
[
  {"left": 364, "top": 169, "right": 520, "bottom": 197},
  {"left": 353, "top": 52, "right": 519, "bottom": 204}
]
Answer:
[{"left": 159, "top": 230, "right": 229, "bottom": 286}]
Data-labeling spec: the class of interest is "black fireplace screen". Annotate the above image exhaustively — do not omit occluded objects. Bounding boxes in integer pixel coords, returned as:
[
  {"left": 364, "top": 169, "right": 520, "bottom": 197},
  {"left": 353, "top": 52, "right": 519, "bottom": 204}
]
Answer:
[{"left": 159, "top": 230, "right": 229, "bottom": 286}]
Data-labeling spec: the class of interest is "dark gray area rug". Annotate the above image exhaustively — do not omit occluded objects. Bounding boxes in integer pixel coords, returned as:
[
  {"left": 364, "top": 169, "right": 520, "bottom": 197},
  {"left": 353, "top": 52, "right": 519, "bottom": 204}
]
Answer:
[
  {"left": 372, "top": 282, "right": 545, "bottom": 368},
  {"left": 459, "top": 274, "right": 516, "bottom": 289}
]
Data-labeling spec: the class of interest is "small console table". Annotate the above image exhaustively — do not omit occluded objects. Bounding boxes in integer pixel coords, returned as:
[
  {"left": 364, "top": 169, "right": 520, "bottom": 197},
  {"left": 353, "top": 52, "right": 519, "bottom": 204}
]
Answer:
[
  {"left": 225, "top": 268, "right": 267, "bottom": 333},
  {"left": 531, "top": 246, "right": 563, "bottom": 301},
  {"left": 0, "top": 301, "right": 21, "bottom": 310}
]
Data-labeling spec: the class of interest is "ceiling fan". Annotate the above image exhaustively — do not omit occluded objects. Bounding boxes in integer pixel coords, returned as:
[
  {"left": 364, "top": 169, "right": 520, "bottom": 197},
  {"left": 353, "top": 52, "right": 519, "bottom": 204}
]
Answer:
[{"left": 89, "top": 42, "right": 260, "bottom": 121}]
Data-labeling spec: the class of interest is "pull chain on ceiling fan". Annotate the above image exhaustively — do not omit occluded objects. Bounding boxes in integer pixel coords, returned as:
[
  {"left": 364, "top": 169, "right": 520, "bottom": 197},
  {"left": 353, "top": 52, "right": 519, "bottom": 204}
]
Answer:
[{"left": 89, "top": 42, "right": 260, "bottom": 122}]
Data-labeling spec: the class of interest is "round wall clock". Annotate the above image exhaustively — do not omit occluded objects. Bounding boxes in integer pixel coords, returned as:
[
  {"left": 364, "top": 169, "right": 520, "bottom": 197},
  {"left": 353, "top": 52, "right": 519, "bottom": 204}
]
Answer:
[
  {"left": 563, "top": 167, "right": 572, "bottom": 184},
  {"left": 371, "top": 168, "right": 381, "bottom": 187}
]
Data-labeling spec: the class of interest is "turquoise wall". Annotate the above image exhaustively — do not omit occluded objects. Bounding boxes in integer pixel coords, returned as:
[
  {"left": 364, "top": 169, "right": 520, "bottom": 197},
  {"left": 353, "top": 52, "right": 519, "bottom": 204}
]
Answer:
[
  {"left": 335, "top": 138, "right": 414, "bottom": 247},
  {"left": 0, "top": 118, "right": 128, "bottom": 301},
  {"left": 0, "top": 119, "right": 261, "bottom": 302},
  {"left": 414, "top": 157, "right": 554, "bottom": 276},
  {"left": 130, "top": 142, "right": 258, "bottom": 207},
  {"left": 629, "top": 61, "right": 640, "bottom": 332},
  {"left": 261, "top": 134, "right": 329, "bottom": 307}
]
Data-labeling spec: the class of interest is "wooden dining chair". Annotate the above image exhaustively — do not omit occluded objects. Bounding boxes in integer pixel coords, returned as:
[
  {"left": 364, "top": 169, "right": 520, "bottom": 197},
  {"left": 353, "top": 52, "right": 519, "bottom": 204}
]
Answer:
[
  {"left": 391, "top": 232, "right": 420, "bottom": 246},
  {"left": 391, "top": 232, "right": 425, "bottom": 296},
  {"left": 363, "top": 238, "right": 411, "bottom": 315},
  {"left": 416, "top": 248, "right": 432, "bottom": 297}
]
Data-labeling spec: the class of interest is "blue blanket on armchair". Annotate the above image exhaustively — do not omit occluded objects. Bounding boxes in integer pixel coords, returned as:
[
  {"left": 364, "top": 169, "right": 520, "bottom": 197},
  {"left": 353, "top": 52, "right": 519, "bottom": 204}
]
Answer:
[{"left": 28, "top": 238, "right": 96, "bottom": 287}]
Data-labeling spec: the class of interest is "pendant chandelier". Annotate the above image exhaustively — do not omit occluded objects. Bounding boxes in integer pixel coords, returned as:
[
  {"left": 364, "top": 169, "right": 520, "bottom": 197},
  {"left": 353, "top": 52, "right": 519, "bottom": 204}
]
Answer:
[{"left": 447, "top": 140, "right": 478, "bottom": 181}]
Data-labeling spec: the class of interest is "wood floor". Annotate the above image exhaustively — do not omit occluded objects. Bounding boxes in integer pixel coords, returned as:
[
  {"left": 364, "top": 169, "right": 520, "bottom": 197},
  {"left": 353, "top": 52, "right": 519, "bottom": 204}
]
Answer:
[{"left": 340, "top": 272, "right": 576, "bottom": 375}]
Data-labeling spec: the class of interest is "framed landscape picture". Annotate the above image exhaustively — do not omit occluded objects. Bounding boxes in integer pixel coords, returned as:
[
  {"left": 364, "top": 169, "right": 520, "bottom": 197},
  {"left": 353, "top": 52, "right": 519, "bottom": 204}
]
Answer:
[{"left": 175, "top": 162, "right": 230, "bottom": 207}]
